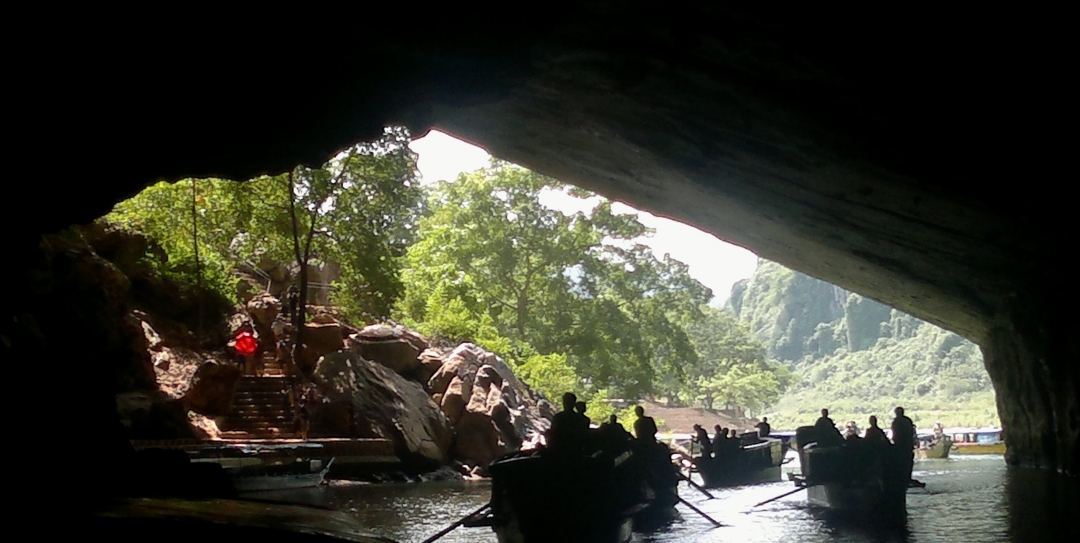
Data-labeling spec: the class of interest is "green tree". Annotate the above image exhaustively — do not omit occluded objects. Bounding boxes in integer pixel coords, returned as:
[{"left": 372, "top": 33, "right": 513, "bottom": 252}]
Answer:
[
  {"left": 107, "top": 126, "right": 423, "bottom": 324},
  {"left": 397, "top": 161, "right": 712, "bottom": 398}
]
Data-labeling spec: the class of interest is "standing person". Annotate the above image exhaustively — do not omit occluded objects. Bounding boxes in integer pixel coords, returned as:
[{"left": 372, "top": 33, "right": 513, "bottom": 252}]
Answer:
[
  {"left": 891, "top": 407, "right": 916, "bottom": 449},
  {"left": 233, "top": 325, "right": 258, "bottom": 376},
  {"left": 864, "top": 415, "right": 888, "bottom": 445},
  {"left": 574, "top": 401, "right": 591, "bottom": 431},
  {"left": 693, "top": 424, "right": 713, "bottom": 459},
  {"left": 891, "top": 407, "right": 916, "bottom": 481},
  {"left": 815, "top": 408, "right": 843, "bottom": 446},
  {"left": 286, "top": 285, "right": 300, "bottom": 323},
  {"left": 633, "top": 405, "right": 658, "bottom": 443},
  {"left": 755, "top": 417, "right": 772, "bottom": 438},
  {"left": 298, "top": 400, "right": 310, "bottom": 441},
  {"left": 574, "top": 401, "right": 594, "bottom": 453},
  {"left": 598, "top": 414, "right": 632, "bottom": 454},
  {"left": 547, "top": 392, "right": 584, "bottom": 453}
]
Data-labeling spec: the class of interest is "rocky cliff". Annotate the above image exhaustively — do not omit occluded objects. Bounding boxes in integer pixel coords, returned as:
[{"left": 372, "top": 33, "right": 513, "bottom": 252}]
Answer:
[
  {"left": 731, "top": 260, "right": 997, "bottom": 428},
  {"left": 62, "top": 223, "right": 552, "bottom": 475}
]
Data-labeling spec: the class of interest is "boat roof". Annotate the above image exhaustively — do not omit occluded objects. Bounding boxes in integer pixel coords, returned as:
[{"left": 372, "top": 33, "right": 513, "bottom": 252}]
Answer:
[{"left": 942, "top": 426, "right": 1002, "bottom": 434}]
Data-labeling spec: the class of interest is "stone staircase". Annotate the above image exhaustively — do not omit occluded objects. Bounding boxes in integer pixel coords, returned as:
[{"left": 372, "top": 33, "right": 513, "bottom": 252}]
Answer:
[
  {"left": 260, "top": 352, "right": 290, "bottom": 377},
  {"left": 219, "top": 375, "right": 297, "bottom": 439}
]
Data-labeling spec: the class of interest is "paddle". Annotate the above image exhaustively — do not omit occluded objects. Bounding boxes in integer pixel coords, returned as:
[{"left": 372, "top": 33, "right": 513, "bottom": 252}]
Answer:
[
  {"left": 747, "top": 486, "right": 806, "bottom": 510},
  {"left": 420, "top": 502, "right": 491, "bottom": 543},
  {"left": 678, "top": 471, "right": 715, "bottom": 500},
  {"left": 677, "top": 496, "right": 723, "bottom": 527}
]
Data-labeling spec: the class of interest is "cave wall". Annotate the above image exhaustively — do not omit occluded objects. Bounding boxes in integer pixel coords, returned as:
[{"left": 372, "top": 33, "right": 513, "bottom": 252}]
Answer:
[{"left": 6, "top": 5, "right": 1075, "bottom": 475}]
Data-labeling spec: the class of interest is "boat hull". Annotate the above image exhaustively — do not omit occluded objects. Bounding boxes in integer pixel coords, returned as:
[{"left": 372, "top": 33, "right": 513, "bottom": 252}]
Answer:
[
  {"left": 486, "top": 442, "right": 678, "bottom": 543},
  {"left": 806, "top": 481, "right": 906, "bottom": 511},
  {"left": 914, "top": 438, "right": 952, "bottom": 460},
  {"left": 793, "top": 426, "right": 908, "bottom": 517},
  {"left": 227, "top": 458, "right": 332, "bottom": 493},
  {"left": 696, "top": 438, "right": 784, "bottom": 488},
  {"left": 952, "top": 442, "right": 1006, "bottom": 455}
]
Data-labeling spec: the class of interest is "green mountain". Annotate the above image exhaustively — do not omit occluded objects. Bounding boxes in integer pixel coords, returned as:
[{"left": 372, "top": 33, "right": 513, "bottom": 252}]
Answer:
[{"left": 729, "top": 260, "right": 999, "bottom": 430}]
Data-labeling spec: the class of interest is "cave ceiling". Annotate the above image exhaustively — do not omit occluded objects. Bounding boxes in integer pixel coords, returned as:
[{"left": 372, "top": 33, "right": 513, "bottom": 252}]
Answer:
[{"left": 13, "top": 5, "right": 1070, "bottom": 344}]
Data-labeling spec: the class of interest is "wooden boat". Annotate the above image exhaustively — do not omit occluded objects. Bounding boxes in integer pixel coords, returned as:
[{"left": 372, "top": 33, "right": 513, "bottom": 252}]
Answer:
[
  {"left": 226, "top": 457, "right": 333, "bottom": 493},
  {"left": 694, "top": 436, "right": 785, "bottom": 488},
  {"left": 789, "top": 426, "right": 908, "bottom": 519},
  {"left": 478, "top": 442, "right": 678, "bottom": 543},
  {"left": 947, "top": 427, "right": 1006, "bottom": 454},
  {"left": 914, "top": 434, "right": 952, "bottom": 459}
]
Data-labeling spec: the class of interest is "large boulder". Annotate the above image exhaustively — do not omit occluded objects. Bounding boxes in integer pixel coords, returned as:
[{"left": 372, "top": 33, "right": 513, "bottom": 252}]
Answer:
[
  {"left": 312, "top": 351, "right": 453, "bottom": 467},
  {"left": 440, "top": 376, "right": 472, "bottom": 425},
  {"left": 116, "top": 391, "right": 195, "bottom": 439},
  {"left": 304, "top": 321, "right": 344, "bottom": 355},
  {"left": 357, "top": 323, "right": 429, "bottom": 352},
  {"left": 298, "top": 321, "right": 345, "bottom": 373},
  {"left": 415, "top": 349, "right": 445, "bottom": 388},
  {"left": 351, "top": 337, "right": 421, "bottom": 375},
  {"left": 182, "top": 360, "right": 242, "bottom": 416},
  {"left": 453, "top": 411, "right": 504, "bottom": 470},
  {"left": 424, "top": 343, "right": 553, "bottom": 467},
  {"left": 246, "top": 293, "right": 281, "bottom": 333}
]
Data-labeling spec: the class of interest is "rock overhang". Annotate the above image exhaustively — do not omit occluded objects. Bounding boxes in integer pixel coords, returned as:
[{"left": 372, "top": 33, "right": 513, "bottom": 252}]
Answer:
[{"left": 6, "top": 5, "right": 1076, "bottom": 473}]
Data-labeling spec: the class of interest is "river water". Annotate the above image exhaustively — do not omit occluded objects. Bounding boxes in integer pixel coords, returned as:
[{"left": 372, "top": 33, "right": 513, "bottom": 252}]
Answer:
[{"left": 250, "top": 456, "right": 1077, "bottom": 542}]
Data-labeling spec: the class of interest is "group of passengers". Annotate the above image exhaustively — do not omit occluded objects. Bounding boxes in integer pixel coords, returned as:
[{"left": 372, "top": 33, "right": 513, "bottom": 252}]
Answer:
[
  {"left": 814, "top": 406, "right": 917, "bottom": 480},
  {"left": 691, "top": 424, "right": 747, "bottom": 460},
  {"left": 546, "top": 392, "right": 670, "bottom": 462},
  {"left": 815, "top": 407, "right": 915, "bottom": 450}
]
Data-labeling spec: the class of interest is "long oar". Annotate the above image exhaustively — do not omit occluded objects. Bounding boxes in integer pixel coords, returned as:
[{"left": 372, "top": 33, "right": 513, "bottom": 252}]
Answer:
[
  {"left": 678, "top": 471, "right": 715, "bottom": 500},
  {"left": 420, "top": 502, "right": 491, "bottom": 543},
  {"left": 677, "top": 496, "right": 723, "bottom": 527},
  {"left": 749, "top": 486, "right": 806, "bottom": 509}
]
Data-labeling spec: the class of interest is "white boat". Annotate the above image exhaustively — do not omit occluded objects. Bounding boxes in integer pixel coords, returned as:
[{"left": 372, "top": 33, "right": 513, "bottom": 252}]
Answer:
[{"left": 228, "top": 457, "right": 334, "bottom": 493}]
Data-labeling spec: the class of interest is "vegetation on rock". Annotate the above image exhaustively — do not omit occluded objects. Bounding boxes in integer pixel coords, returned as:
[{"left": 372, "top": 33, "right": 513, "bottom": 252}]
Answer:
[
  {"left": 731, "top": 261, "right": 999, "bottom": 429},
  {"left": 394, "top": 161, "right": 786, "bottom": 413},
  {"left": 108, "top": 146, "right": 788, "bottom": 420},
  {"left": 107, "top": 127, "right": 423, "bottom": 322}
]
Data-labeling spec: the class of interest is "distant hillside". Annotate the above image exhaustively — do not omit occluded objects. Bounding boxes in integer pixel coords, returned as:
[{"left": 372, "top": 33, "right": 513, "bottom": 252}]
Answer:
[{"left": 729, "top": 261, "right": 999, "bottom": 430}]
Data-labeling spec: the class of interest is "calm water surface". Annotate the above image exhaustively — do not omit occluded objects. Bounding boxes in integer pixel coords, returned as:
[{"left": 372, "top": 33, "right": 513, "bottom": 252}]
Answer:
[{"left": 251, "top": 456, "right": 1077, "bottom": 542}]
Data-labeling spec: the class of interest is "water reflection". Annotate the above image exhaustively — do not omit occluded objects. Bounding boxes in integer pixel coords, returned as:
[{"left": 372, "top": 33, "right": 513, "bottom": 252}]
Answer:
[{"left": 249, "top": 456, "right": 1077, "bottom": 542}]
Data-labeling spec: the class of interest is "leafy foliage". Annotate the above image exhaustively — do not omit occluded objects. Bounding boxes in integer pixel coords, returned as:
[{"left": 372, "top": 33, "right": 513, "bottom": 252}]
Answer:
[
  {"left": 396, "top": 160, "right": 786, "bottom": 408},
  {"left": 107, "top": 127, "right": 423, "bottom": 321}
]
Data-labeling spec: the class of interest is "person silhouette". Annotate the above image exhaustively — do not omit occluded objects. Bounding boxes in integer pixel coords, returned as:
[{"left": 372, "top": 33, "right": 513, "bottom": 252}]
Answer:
[
  {"left": 815, "top": 408, "right": 843, "bottom": 446},
  {"left": 755, "top": 417, "right": 771, "bottom": 438},
  {"left": 693, "top": 424, "right": 713, "bottom": 459},
  {"left": 547, "top": 392, "right": 585, "bottom": 453},
  {"left": 633, "top": 405, "right": 658, "bottom": 443},
  {"left": 864, "top": 415, "right": 888, "bottom": 445},
  {"left": 891, "top": 407, "right": 916, "bottom": 481}
]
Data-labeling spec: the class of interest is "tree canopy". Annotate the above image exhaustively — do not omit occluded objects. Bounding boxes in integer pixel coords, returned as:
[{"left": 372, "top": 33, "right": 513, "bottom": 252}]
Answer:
[
  {"left": 396, "top": 161, "right": 784, "bottom": 408},
  {"left": 107, "top": 126, "right": 423, "bottom": 321},
  {"left": 108, "top": 140, "right": 791, "bottom": 417}
]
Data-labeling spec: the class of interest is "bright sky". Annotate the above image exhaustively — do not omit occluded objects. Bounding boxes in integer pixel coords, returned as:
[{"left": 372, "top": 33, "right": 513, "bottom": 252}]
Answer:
[{"left": 409, "top": 130, "right": 759, "bottom": 304}]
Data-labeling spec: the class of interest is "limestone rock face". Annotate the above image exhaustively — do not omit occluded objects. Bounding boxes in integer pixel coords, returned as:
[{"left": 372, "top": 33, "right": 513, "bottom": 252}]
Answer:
[
  {"left": 299, "top": 321, "right": 345, "bottom": 373},
  {"left": 416, "top": 349, "right": 446, "bottom": 387},
  {"left": 246, "top": 293, "right": 281, "bottom": 335},
  {"left": 352, "top": 338, "right": 420, "bottom": 375},
  {"left": 115, "top": 391, "right": 194, "bottom": 439},
  {"left": 312, "top": 351, "right": 453, "bottom": 467},
  {"left": 304, "top": 322, "right": 344, "bottom": 355},
  {"left": 425, "top": 343, "right": 551, "bottom": 468},
  {"left": 349, "top": 324, "right": 429, "bottom": 376},
  {"left": 182, "top": 360, "right": 242, "bottom": 416}
]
